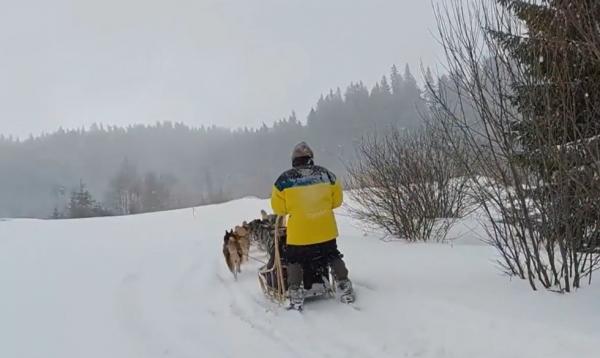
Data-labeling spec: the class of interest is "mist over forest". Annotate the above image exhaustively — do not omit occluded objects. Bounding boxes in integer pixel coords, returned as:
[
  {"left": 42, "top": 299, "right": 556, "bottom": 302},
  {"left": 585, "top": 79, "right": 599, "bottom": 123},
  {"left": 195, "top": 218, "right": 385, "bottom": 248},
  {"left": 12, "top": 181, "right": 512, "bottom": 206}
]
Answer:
[{"left": 0, "top": 64, "right": 426, "bottom": 218}]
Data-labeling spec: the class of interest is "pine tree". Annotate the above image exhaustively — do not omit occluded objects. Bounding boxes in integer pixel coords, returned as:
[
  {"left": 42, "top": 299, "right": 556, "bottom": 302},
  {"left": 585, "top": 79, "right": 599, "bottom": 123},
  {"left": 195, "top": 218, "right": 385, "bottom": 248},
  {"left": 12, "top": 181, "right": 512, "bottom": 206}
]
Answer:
[
  {"left": 379, "top": 76, "right": 392, "bottom": 95},
  {"left": 492, "top": 1, "right": 600, "bottom": 171},
  {"left": 370, "top": 83, "right": 382, "bottom": 98},
  {"left": 492, "top": 0, "right": 600, "bottom": 269},
  {"left": 402, "top": 64, "right": 419, "bottom": 99},
  {"left": 390, "top": 64, "right": 403, "bottom": 96},
  {"left": 68, "top": 180, "right": 96, "bottom": 218},
  {"left": 423, "top": 67, "right": 436, "bottom": 104}
]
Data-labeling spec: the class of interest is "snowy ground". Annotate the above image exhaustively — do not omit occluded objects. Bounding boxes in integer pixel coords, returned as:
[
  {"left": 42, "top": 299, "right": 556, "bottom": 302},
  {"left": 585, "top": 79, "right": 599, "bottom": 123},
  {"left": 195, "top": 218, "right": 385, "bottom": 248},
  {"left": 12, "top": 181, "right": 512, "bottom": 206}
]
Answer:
[{"left": 1, "top": 198, "right": 598, "bottom": 358}]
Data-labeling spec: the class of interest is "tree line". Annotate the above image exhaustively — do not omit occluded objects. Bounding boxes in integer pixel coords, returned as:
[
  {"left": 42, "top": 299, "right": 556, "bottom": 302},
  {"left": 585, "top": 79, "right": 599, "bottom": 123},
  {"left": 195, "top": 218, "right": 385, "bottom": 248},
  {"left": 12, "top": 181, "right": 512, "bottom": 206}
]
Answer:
[{"left": 0, "top": 64, "right": 426, "bottom": 218}]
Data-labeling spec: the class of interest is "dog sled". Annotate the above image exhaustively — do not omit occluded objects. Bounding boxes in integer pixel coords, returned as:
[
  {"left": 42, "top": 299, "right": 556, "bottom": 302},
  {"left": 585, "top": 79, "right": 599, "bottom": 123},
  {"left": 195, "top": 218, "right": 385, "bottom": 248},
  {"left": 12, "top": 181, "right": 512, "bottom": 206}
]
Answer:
[{"left": 257, "top": 216, "right": 336, "bottom": 304}]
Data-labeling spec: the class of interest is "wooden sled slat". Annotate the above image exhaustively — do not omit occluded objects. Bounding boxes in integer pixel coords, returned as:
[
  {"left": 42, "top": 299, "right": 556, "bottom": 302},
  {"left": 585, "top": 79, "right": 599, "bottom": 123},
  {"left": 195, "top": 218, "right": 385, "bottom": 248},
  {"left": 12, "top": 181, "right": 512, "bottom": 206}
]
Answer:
[{"left": 257, "top": 216, "right": 287, "bottom": 304}]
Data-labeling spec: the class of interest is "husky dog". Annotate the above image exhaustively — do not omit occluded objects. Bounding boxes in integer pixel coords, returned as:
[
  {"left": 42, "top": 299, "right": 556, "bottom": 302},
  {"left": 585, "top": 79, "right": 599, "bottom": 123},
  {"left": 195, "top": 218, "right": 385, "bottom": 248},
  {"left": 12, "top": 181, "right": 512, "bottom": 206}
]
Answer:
[
  {"left": 234, "top": 225, "right": 251, "bottom": 262},
  {"left": 223, "top": 230, "right": 243, "bottom": 279},
  {"left": 245, "top": 213, "right": 276, "bottom": 252},
  {"left": 261, "top": 209, "right": 277, "bottom": 223},
  {"left": 226, "top": 211, "right": 278, "bottom": 271},
  {"left": 260, "top": 209, "right": 269, "bottom": 221}
]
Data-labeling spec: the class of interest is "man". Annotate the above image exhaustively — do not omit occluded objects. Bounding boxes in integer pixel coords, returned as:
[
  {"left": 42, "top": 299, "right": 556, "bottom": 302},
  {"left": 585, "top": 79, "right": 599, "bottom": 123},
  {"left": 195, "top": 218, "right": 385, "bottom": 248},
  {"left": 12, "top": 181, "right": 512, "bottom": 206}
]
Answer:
[{"left": 271, "top": 142, "right": 355, "bottom": 309}]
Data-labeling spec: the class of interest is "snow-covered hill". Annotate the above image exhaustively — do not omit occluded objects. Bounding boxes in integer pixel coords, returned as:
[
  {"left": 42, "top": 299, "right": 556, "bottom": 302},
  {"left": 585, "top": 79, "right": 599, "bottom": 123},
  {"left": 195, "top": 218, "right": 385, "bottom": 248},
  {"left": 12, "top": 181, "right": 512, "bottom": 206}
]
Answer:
[{"left": 1, "top": 198, "right": 598, "bottom": 358}]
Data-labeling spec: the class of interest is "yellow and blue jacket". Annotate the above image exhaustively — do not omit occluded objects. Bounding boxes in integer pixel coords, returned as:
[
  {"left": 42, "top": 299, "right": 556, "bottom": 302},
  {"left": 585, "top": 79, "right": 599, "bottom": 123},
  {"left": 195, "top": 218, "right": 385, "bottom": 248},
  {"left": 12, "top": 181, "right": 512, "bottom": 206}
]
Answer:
[{"left": 271, "top": 165, "right": 343, "bottom": 246}]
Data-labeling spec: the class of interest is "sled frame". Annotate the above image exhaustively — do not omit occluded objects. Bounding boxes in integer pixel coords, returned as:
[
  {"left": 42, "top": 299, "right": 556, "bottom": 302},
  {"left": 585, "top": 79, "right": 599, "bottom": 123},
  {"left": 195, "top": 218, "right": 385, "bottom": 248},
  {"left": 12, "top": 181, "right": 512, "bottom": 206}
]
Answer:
[
  {"left": 258, "top": 215, "right": 337, "bottom": 304},
  {"left": 258, "top": 216, "right": 287, "bottom": 304}
]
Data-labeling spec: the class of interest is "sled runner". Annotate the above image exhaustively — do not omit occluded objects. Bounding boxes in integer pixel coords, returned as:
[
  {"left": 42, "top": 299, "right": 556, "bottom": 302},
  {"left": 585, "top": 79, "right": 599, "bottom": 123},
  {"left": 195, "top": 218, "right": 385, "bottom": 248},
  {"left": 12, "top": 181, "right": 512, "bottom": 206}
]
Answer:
[{"left": 258, "top": 216, "right": 335, "bottom": 304}]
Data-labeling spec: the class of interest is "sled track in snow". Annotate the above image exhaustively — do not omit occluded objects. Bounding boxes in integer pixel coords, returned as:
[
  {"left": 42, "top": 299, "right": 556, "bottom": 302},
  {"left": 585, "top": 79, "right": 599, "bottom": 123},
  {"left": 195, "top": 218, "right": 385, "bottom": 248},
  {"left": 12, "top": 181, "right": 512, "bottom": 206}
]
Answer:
[{"left": 1, "top": 198, "right": 599, "bottom": 358}]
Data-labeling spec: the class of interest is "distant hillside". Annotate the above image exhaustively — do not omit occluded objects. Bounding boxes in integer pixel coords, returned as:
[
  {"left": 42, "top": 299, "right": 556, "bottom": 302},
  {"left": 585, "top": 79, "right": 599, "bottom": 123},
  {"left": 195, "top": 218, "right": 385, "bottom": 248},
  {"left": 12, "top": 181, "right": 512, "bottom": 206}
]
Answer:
[{"left": 0, "top": 65, "right": 425, "bottom": 218}]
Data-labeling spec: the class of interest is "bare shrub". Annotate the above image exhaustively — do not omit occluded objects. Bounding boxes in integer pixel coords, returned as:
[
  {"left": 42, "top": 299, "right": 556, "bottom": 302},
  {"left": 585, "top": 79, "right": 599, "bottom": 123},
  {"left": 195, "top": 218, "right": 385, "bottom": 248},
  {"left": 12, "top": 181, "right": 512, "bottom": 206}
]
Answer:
[
  {"left": 346, "top": 127, "right": 471, "bottom": 242},
  {"left": 428, "top": 0, "right": 600, "bottom": 291}
]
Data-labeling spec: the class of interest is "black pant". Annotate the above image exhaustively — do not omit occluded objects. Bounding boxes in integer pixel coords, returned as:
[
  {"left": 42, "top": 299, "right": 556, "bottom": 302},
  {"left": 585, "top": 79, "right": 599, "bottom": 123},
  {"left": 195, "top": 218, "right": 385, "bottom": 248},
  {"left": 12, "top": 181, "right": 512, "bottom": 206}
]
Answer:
[{"left": 286, "top": 240, "right": 349, "bottom": 289}]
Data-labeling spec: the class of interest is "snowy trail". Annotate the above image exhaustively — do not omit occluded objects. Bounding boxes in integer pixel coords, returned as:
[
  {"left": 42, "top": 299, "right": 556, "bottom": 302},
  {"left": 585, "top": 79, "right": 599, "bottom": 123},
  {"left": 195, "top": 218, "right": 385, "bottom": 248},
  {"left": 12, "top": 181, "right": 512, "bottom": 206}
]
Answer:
[{"left": 1, "top": 197, "right": 599, "bottom": 358}]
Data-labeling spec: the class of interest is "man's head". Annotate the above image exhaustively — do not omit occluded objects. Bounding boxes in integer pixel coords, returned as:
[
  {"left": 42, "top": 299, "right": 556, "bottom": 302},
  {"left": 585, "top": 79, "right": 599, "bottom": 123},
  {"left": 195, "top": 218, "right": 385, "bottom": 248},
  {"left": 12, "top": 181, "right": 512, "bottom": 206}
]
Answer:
[{"left": 292, "top": 142, "right": 314, "bottom": 167}]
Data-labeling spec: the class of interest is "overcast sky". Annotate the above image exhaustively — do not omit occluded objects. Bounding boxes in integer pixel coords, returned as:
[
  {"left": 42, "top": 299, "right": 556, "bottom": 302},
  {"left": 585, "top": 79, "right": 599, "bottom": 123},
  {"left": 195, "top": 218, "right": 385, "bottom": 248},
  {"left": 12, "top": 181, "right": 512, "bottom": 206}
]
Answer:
[{"left": 0, "top": 0, "right": 441, "bottom": 138}]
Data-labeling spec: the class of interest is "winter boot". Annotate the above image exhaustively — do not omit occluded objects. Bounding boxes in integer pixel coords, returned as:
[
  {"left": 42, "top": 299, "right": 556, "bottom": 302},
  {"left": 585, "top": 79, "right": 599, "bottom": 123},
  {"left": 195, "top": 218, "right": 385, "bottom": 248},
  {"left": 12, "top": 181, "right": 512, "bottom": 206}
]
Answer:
[
  {"left": 288, "top": 285, "right": 305, "bottom": 311},
  {"left": 337, "top": 279, "right": 355, "bottom": 304}
]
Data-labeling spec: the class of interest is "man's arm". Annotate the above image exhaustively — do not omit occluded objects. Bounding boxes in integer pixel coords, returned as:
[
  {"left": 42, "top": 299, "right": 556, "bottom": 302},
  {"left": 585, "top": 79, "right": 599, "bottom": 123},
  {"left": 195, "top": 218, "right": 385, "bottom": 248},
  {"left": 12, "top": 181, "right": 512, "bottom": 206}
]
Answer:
[
  {"left": 271, "top": 185, "right": 287, "bottom": 216},
  {"left": 332, "top": 178, "right": 343, "bottom": 209}
]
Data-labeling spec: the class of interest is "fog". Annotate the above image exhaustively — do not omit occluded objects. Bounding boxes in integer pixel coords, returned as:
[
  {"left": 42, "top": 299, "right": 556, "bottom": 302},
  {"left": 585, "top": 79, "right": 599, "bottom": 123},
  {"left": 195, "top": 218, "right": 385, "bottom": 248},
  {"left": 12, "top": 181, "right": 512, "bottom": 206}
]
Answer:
[
  {"left": 0, "top": 0, "right": 439, "bottom": 138},
  {"left": 0, "top": 1, "right": 443, "bottom": 218}
]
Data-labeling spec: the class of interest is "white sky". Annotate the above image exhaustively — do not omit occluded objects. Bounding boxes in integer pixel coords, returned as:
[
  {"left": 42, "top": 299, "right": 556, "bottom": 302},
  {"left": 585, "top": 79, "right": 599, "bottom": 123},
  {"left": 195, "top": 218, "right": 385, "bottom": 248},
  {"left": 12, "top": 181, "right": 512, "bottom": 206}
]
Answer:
[{"left": 0, "top": 0, "right": 442, "bottom": 138}]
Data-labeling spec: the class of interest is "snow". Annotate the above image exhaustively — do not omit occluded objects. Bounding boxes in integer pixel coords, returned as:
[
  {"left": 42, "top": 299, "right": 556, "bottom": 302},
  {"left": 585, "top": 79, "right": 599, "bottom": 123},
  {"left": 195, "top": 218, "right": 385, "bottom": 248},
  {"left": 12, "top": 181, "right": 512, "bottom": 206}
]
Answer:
[{"left": 1, "top": 197, "right": 599, "bottom": 358}]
